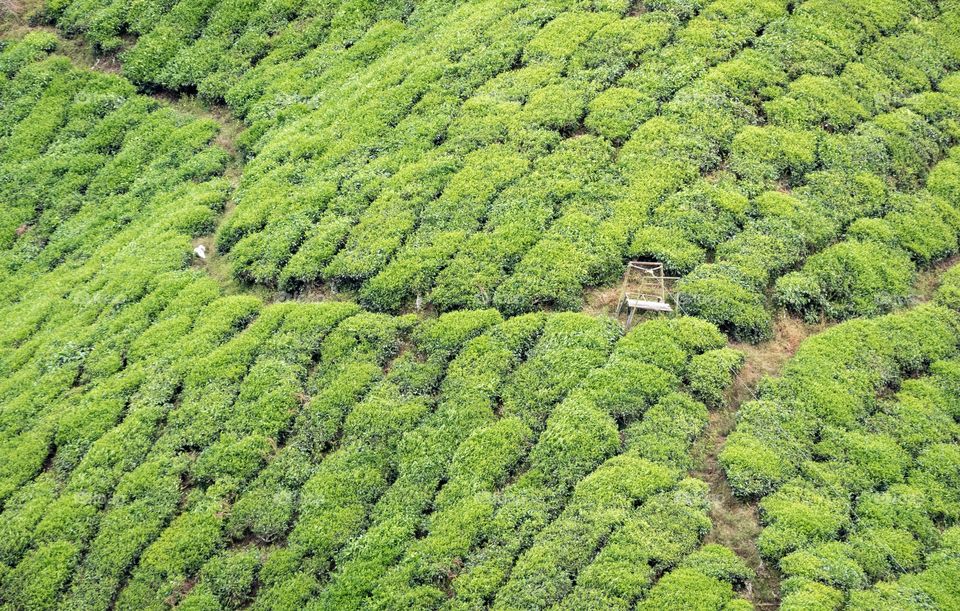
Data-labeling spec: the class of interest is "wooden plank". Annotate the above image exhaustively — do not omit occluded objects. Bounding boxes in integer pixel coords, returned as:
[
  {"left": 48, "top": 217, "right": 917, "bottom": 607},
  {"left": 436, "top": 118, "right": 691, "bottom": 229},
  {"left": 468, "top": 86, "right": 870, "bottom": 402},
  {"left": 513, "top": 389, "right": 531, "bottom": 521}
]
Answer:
[{"left": 627, "top": 299, "right": 673, "bottom": 312}]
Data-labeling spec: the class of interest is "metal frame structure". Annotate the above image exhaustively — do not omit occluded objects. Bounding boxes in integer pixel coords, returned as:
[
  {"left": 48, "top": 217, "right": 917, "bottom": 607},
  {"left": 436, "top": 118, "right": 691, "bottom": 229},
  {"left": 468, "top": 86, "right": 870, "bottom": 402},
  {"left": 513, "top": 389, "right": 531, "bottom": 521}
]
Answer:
[{"left": 615, "top": 261, "right": 681, "bottom": 327}]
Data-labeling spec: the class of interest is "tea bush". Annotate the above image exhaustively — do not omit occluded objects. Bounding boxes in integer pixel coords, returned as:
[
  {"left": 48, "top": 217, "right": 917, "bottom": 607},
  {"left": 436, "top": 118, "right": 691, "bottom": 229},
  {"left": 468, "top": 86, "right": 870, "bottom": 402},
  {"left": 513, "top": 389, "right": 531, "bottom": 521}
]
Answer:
[
  {"left": 776, "top": 178, "right": 960, "bottom": 322},
  {"left": 688, "top": 347, "right": 745, "bottom": 409},
  {"left": 775, "top": 240, "right": 916, "bottom": 322}
]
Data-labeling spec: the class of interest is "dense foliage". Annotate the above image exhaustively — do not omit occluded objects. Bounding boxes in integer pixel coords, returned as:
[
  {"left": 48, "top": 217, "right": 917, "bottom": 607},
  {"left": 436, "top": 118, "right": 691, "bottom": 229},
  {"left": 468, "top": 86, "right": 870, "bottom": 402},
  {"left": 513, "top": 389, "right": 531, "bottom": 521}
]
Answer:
[
  {"left": 721, "top": 292, "right": 960, "bottom": 608},
  {"left": 4, "top": 0, "right": 960, "bottom": 608},
  {"left": 243, "top": 0, "right": 960, "bottom": 338},
  {"left": 0, "top": 31, "right": 754, "bottom": 610},
  {"left": 40, "top": 0, "right": 960, "bottom": 335},
  {"left": 776, "top": 148, "right": 960, "bottom": 322}
]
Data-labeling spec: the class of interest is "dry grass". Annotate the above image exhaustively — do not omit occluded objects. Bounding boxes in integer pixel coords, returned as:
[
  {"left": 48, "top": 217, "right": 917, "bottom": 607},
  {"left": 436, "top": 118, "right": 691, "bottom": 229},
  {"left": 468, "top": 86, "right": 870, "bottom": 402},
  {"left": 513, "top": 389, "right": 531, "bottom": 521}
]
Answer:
[
  {"left": 582, "top": 284, "right": 622, "bottom": 318},
  {"left": 1, "top": 0, "right": 39, "bottom": 32},
  {"left": 729, "top": 314, "right": 824, "bottom": 406},
  {"left": 153, "top": 92, "right": 245, "bottom": 155},
  {"left": 912, "top": 254, "right": 960, "bottom": 303}
]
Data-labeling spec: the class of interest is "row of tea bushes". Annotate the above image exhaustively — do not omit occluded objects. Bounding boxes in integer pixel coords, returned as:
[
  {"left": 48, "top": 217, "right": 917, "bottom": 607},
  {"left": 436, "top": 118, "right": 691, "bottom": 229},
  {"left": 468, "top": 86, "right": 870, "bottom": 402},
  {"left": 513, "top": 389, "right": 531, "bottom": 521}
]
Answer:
[
  {"left": 495, "top": 0, "right": 931, "bottom": 318},
  {"left": 0, "top": 32, "right": 228, "bottom": 275},
  {"left": 225, "top": 316, "right": 750, "bottom": 610},
  {"left": 0, "top": 30, "right": 756, "bottom": 610},
  {"left": 1, "top": 305, "right": 751, "bottom": 608},
  {"left": 377, "top": 0, "right": 785, "bottom": 314},
  {"left": 0, "top": 35, "right": 260, "bottom": 610},
  {"left": 0, "top": 32, "right": 232, "bottom": 499},
  {"left": 721, "top": 278, "right": 960, "bottom": 608},
  {"left": 44, "top": 0, "right": 426, "bottom": 100},
  {"left": 422, "top": 318, "right": 744, "bottom": 610},
  {"left": 669, "top": 3, "right": 960, "bottom": 340},
  {"left": 776, "top": 147, "right": 960, "bottom": 322},
  {"left": 218, "top": 0, "right": 960, "bottom": 333},
  {"left": 216, "top": 0, "right": 748, "bottom": 296},
  {"left": 38, "top": 0, "right": 960, "bottom": 339},
  {"left": 223, "top": 0, "right": 931, "bottom": 321},
  {"left": 351, "top": 0, "right": 787, "bottom": 313}
]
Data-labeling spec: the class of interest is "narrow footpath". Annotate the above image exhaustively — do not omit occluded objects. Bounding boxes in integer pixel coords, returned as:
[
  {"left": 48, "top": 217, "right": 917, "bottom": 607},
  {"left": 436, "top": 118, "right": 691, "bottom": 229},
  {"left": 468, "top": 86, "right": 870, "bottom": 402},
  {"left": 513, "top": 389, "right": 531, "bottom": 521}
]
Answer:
[{"left": 691, "top": 315, "right": 825, "bottom": 607}]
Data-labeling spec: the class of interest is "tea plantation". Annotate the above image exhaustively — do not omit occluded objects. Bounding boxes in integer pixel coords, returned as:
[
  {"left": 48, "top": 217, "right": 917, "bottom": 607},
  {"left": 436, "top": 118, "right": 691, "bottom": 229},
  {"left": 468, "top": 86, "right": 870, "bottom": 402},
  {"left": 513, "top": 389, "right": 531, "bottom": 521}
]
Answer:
[{"left": 1, "top": 0, "right": 960, "bottom": 608}]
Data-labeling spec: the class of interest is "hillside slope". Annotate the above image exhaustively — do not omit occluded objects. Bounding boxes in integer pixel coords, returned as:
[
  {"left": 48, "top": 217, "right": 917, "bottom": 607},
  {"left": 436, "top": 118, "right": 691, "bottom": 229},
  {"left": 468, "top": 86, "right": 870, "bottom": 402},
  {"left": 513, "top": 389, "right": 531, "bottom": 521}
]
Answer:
[{"left": 2, "top": 0, "right": 960, "bottom": 609}]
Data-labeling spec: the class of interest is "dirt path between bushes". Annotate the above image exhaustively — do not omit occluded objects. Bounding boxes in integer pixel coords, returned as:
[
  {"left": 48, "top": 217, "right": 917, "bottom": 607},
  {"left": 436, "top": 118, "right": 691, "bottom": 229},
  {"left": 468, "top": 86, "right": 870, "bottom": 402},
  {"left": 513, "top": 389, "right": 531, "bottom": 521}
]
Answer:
[{"left": 690, "top": 315, "right": 825, "bottom": 607}]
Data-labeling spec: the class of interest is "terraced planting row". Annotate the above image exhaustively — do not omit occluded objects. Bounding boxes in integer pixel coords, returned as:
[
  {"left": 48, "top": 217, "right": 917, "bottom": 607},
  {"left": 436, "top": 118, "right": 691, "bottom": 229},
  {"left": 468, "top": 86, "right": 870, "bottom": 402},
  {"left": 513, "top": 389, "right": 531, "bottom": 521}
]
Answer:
[
  {"left": 215, "top": 0, "right": 784, "bottom": 301},
  {"left": 43, "top": 0, "right": 433, "bottom": 102}
]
